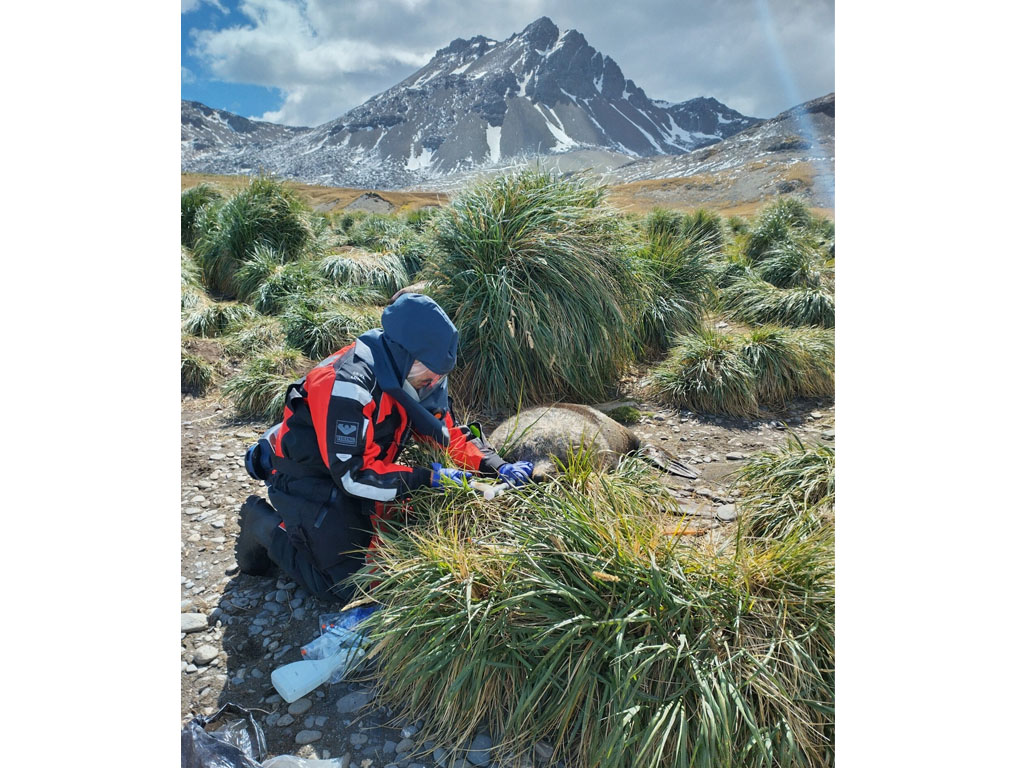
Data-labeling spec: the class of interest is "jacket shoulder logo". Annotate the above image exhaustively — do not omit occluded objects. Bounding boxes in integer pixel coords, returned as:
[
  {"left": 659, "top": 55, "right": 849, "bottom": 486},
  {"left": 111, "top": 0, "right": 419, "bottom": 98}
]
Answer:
[{"left": 335, "top": 420, "right": 359, "bottom": 446}]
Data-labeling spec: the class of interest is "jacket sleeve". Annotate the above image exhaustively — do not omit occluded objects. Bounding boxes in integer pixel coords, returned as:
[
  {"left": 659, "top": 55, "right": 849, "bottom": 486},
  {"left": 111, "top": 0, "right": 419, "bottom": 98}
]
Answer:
[
  {"left": 322, "top": 376, "right": 433, "bottom": 501},
  {"left": 413, "top": 411, "right": 507, "bottom": 477}
]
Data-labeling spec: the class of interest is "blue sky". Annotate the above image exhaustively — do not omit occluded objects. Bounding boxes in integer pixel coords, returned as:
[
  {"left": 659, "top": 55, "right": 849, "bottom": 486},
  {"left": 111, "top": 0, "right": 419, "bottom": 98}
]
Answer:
[{"left": 181, "top": 0, "right": 835, "bottom": 128}]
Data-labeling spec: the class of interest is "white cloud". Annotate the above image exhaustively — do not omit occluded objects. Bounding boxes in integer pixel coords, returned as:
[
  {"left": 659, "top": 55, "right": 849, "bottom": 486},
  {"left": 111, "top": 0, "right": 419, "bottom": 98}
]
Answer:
[
  {"left": 189, "top": 0, "right": 434, "bottom": 125},
  {"left": 182, "top": 0, "right": 228, "bottom": 15},
  {"left": 185, "top": 0, "right": 834, "bottom": 126},
  {"left": 181, "top": 65, "right": 196, "bottom": 84}
]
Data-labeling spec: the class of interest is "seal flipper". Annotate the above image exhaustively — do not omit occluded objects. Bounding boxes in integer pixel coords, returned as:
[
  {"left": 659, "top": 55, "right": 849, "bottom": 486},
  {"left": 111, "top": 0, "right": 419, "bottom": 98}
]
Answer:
[{"left": 638, "top": 444, "right": 701, "bottom": 479}]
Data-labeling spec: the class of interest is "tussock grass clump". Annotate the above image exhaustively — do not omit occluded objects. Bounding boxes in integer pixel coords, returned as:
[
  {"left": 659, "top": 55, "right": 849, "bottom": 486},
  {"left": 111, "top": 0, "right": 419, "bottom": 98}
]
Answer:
[
  {"left": 222, "top": 347, "right": 308, "bottom": 420},
  {"left": 281, "top": 295, "right": 364, "bottom": 360},
  {"left": 757, "top": 239, "right": 831, "bottom": 289},
  {"left": 648, "top": 329, "right": 759, "bottom": 417},
  {"left": 650, "top": 325, "right": 833, "bottom": 416},
  {"left": 744, "top": 197, "right": 814, "bottom": 262},
  {"left": 181, "top": 350, "right": 215, "bottom": 395},
  {"left": 629, "top": 232, "right": 716, "bottom": 354},
  {"left": 235, "top": 245, "right": 324, "bottom": 314},
  {"left": 736, "top": 436, "right": 835, "bottom": 540},
  {"left": 426, "top": 170, "right": 636, "bottom": 410},
  {"left": 181, "top": 183, "right": 224, "bottom": 250},
  {"left": 356, "top": 456, "right": 834, "bottom": 768},
  {"left": 721, "top": 276, "right": 835, "bottom": 328},
  {"left": 319, "top": 248, "right": 410, "bottom": 296},
  {"left": 192, "top": 176, "right": 317, "bottom": 297},
  {"left": 738, "top": 326, "right": 835, "bottom": 404},
  {"left": 223, "top": 316, "right": 286, "bottom": 358},
  {"left": 181, "top": 294, "right": 258, "bottom": 337}
]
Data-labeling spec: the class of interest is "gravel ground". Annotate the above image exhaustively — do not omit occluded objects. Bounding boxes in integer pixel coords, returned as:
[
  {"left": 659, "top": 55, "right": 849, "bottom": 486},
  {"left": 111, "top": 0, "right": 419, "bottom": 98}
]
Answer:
[{"left": 180, "top": 387, "right": 834, "bottom": 766}]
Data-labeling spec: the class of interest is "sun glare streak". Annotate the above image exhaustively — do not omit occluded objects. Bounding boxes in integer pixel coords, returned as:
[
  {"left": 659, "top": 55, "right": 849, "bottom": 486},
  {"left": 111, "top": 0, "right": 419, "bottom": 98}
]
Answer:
[{"left": 755, "top": 0, "right": 834, "bottom": 208}]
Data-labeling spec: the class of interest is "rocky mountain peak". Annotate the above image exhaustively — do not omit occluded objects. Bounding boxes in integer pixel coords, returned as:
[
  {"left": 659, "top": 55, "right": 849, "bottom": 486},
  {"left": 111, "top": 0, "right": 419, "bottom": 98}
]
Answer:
[{"left": 182, "top": 17, "right": 764, "bottom": 189}]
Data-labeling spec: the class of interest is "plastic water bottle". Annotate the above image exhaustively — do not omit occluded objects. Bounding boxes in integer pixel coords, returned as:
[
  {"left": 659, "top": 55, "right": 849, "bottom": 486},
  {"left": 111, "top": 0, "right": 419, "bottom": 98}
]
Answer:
[{"left": 271, "top": 645, "right": 365, "bottom": 703}]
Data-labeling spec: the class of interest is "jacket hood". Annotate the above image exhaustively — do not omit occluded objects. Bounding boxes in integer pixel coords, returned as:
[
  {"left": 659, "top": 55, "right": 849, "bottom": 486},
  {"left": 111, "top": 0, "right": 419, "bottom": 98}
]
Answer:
[{"left": 381, "top": 293, "right": 458, "bottom": 377}]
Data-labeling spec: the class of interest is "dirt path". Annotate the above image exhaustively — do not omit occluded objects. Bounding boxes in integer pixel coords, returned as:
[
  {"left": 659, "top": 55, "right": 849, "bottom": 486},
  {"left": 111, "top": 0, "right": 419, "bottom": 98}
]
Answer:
[{"left": 180, "top": 390, "right": 834, "bottom": 764}]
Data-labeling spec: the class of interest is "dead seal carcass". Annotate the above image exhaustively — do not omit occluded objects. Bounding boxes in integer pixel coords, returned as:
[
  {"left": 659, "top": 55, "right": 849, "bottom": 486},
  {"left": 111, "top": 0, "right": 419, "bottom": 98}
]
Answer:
[{"left": 488, "top": 404, "right": 698, "bottom": 480}]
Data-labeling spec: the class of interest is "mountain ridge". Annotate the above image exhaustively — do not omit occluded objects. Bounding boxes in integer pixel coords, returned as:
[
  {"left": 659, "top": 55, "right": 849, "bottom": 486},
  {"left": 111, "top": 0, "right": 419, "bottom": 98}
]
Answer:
[{"left": 182, "top": 17, "right": 762, "bottom": 189}]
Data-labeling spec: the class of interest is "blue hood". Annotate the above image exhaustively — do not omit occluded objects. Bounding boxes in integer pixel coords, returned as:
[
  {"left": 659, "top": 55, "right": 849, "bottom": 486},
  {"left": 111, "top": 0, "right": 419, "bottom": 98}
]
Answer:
[{"left": 357, "top": 294, "right": 458, "bottom": 445}]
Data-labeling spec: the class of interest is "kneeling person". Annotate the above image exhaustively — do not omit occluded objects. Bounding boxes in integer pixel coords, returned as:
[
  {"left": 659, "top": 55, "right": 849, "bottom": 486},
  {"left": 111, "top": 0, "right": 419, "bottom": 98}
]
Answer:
[{"left": 235, "top": 293, "right": 533, "bottom": 602}]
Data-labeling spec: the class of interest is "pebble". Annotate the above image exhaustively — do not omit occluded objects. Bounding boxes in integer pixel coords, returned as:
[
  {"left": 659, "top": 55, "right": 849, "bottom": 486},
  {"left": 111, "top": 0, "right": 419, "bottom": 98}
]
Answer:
[
  {"left": 534, "top": 741, "right": 555, "bottom": 764},
  {"left": 467, "top": 733, "right": 492, "bottom": 766},
  {"left": 288, "top": 698, "right": 313, "bottom": 716},
  {"left": 716, "top": 504, "right": 737, "bottom": 522},
  {"left": 725, "top": 452, "right": 745, "bottom": 461},
  {"left": 395, "top": 738, "right": 415, "bottom": 754},
  {"left": 336, "top": 690, "right": 374, "bottom": 714},
  {"left": 433, "top": 747, "right": 450, "bottom": 764},
  {"left": 276, "top": 714, "right": 295, "bottom": 727},
  {"left": 192, "top": 644, "right": 219, "bottom": 665},
  {"left": 181, "top": 613, "right": 208, "bottom": 633},
  {"left": 350, "top": 733, "right": 368, "bottom": 747},
  {"left": 295, "top": 730, "right": 322, "bottom": 745}
]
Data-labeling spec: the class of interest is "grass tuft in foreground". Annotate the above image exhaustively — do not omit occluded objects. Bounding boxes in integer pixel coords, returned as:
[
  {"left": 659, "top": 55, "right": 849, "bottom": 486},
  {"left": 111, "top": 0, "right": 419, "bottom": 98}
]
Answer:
[{"left": 354, "top": 455, "right": 834, "bottom": 768}]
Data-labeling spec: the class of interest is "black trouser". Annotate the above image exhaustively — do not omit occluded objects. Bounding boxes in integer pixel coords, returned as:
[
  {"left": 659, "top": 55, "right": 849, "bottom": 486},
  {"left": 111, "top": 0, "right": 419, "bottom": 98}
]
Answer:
[{"left": 265, "top": 471, "right": 374, "bottom": 602}]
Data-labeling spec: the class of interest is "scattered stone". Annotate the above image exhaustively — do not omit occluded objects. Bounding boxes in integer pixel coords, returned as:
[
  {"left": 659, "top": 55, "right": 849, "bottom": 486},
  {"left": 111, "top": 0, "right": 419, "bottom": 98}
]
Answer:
[
  {"left": 295, "top": 730, "right": 322, "bottom": 745},
  {"left": 276, "top": 714, "right": 295, "bottom": 727},
  {"left": 288, "top": 698, "right": 313, "bottom": 716},
  {"left": 336, "top": 690, "right": 374, "bottom": 714},
  {"left": 433, "top": 747, "right": 450, "bottom": 764},
  {"left": 395, "top": 738, "right": 415, "bottom": 754},
  {"left": 725, "top": 452, "right": 746, "bottom": 461},
  {"left": 467, "top": 733, "right": 492, "bottom": 766},
  {"left": 192, "top": 645, "right": 219, "bottom": 665},
  {"left": 401, "top": 724, "right": 419, "bottom": 739},
  {"left": 821, "top": 429, "right": 835, "bottom": 441},
  {"left": 350, "top": 733, "right": 368, "bottom": 747},
  {"left": 810, "top": 411, "right": 823, "bottom": 419},
  {"left": 716, "top": 504, "right": 737, "bottom": 522},
  {"left": 181, "top": 613, "right": 208, "bottom": 633},
  {"left": 534, "top": 741, "right": 555, "bottom": 764}
]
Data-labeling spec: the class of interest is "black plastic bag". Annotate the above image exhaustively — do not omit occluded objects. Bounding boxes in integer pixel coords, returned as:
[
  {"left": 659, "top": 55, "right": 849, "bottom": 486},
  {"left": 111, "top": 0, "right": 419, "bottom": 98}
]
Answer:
[{"left": 181, "top": 703, "right": 267, "bottom": 768}]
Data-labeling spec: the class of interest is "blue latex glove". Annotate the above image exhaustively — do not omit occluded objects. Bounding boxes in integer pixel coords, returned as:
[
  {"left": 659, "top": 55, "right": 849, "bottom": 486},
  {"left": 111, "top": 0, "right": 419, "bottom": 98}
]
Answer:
[
  {"left": 497, "top": 461, "right": 534, "bottom": 487},
  {"left": 430, "top": 462, "right": 472, "bottom": 488}
]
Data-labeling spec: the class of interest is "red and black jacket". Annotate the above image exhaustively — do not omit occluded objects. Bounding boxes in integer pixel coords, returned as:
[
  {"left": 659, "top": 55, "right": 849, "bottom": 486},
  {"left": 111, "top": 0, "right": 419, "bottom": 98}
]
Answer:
[{"left": 270, "top": 340, "right": 504, "bottom": 503}]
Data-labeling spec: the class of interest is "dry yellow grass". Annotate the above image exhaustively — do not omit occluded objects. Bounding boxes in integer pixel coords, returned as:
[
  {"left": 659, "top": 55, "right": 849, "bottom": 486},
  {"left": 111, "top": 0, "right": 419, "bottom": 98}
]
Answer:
[
  {"left": 181, "top": 171, "right": 833, "bottom": 221},
  {"left": 180, "top": 173, "right": 449, "bottom": 213}
]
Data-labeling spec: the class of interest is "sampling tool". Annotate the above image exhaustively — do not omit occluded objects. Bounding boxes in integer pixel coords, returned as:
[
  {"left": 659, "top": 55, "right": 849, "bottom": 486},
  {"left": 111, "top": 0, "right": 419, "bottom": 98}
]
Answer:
[{"left": 468, "top": 480, "right": 511, "bottom": 500}]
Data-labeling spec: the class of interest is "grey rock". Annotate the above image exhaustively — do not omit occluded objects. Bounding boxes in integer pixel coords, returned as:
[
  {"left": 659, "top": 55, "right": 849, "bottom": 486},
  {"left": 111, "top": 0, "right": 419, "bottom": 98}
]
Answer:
[
  {"left": 396, "top": 738, "right": 415, "bottom": 754},
  {"left": 181, "top": 613, "right": 208, "bottom": 633},
  {"left": 467, "top": 733, "right": 492, "bottom": 766},
  {"left": 276, "top": 714, "right": 295, "bottom": 727},
  {"left": 336, "top": 690, "right": 375, "bottom": 714},
  {"left": 716, "top": 504, "right": 737, "bottom": 522},
  {"left": 288, "top": 698, "right": 313, "bottom": 716},
  {"left": 383, "top": 740, "right": 397, "bottom": 754},
  {"left": 315, "top": 716, "right": 328, "bottom": 727},
  {"left": 350, "top": 733, "right": 368, "bottom": 747},
  {"left": 821, "top": 429, "right": 835, "bottom": 440},
  {"left": 534, "top": 741, "right": 555, "bottom": 764},
  {"left": 295, "top": 729, "right": 322, "bottom": 745},
  {"left": 725, "top": 452, "right": 745, "bottom": 461},
  {"left": 401, "top": 724, "right": 419, "bottom": 739},
  {"left": 192, "top": 644, "right": 220, "bottom": 665},
  {"left": 433, "top": 747, "right": 450, "bottom": 764}
]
